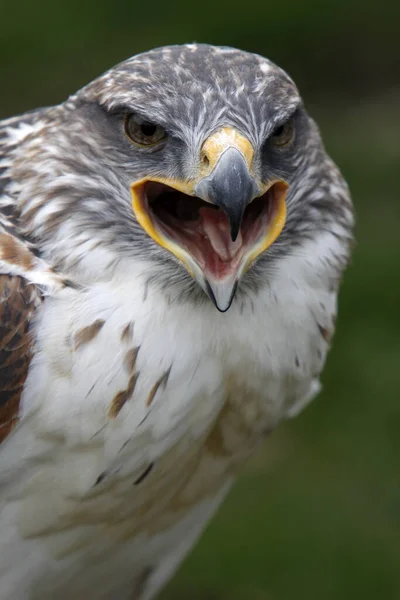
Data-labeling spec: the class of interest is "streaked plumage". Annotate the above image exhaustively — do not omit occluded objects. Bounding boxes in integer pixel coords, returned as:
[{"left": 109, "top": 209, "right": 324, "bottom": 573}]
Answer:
[{"left": 0, "top": 44, "right": 353, "bottom": 599}]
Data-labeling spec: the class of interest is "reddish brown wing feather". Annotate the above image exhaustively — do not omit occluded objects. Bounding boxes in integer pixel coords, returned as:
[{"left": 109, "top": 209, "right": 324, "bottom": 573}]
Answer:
[{"left": 0, "top": 275, "right": 40, "bottom": 443}]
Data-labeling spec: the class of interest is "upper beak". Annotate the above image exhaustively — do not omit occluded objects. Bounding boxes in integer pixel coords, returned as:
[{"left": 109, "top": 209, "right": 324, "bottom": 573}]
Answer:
[{"left": 194, "top": 146, "right": 259, "bottom": 241}]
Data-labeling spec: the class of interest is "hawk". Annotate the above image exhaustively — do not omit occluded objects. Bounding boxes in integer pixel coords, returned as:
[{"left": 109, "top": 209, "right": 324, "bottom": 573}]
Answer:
[{"left": 0, "top": 44, "right": 353, "bottom": 599}]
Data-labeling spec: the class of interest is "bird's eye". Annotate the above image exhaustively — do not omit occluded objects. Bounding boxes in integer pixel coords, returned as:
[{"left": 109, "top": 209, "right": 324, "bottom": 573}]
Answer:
[
  {"left": 124, "top": 114, "right": 167, "bottom": 146},
  {"left": 270, "top": 117, "right": 295, "bottom": 147}
]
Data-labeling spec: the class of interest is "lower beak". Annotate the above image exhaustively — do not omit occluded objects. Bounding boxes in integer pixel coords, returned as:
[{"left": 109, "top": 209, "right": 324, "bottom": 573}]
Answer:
[{"left": 205, "top": 272, "right": 239, "bottom": 313}]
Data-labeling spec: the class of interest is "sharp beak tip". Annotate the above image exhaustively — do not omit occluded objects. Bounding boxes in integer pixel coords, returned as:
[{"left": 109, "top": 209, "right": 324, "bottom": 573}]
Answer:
[
  {"left": 205, "top": 278, "right": 238, "bottom": 313},
  {"left": 214, "top": 301, "right": 233, "bottom": 313},
  {"left": 229, "top": 220, "right": 241, "bottom": 243}
]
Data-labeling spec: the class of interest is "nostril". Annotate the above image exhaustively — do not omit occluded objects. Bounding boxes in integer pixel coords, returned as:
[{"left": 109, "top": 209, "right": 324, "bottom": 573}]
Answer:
[{"left": 202, "top": 154, "right": 210, "bottom": 167}]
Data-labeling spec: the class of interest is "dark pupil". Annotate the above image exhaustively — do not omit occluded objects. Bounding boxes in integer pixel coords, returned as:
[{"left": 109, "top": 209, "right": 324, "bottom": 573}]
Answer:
[
  {"left": 273, "top": 124, "right": 285, "bottom": 137},
  {"left": 140, "top": 122, "right": 157, "bottom": 137}
]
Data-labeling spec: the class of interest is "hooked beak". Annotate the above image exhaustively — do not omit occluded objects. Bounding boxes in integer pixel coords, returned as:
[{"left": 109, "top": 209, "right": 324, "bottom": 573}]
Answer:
[
  {"left": 194, "top": 146, "right": 259, "bottom": 242},
  {"left": 131, "top": 127, "right": 288, "bottom": 311}
]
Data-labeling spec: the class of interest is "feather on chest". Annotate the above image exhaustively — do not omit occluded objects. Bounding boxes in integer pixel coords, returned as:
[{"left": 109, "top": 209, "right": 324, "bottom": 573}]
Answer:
[
  {"left": 22, "top": 263, "right": 331, "bottom": 448},
  {"left": 11, "top": 264, "right": 330, "bottom": 479},
  {"left": 0, "top": 258, "right": 336, "bottom": 599}
]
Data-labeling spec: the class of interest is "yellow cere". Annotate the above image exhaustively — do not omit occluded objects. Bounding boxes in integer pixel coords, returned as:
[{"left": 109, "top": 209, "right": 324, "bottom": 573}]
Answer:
[{"left": 200, "top": 127, "right": 255, "bottom": 175}]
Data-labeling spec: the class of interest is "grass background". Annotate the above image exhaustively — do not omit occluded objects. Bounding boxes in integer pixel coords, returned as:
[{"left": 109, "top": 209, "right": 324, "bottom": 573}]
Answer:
[{"left": 1, "top": 1, "right": 399, "bottom": 597}]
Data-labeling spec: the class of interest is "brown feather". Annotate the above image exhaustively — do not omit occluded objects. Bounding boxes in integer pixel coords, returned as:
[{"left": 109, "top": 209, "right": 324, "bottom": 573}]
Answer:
[
  {"left": 318, "top": 323, "right": 333, "bottom": 343},
  {"left": 0, "top": 233, "right": 35, "bottom": 270},
  {"left": 108, "top": 373, "right": 139, "bottom": 418},
  {"left": 0, "top": 275, "right": 40, "bottom": 444},
  {"left": 74, "top": 319, "right": 105, "bottom": 350},
  {"left": 146, "top": 368, "right": 171, "bottom": 407}
]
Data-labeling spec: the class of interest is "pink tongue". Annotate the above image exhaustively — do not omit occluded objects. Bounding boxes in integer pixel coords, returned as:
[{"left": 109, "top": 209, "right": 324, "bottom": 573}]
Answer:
[{"left": 199, "top": 207, "right": 243, "bottom": 261}]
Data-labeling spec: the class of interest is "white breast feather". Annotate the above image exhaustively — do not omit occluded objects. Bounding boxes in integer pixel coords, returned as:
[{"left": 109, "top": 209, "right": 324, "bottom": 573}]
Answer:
[{"left": 0, "top": 232, "right": 339, "bottom": 599}]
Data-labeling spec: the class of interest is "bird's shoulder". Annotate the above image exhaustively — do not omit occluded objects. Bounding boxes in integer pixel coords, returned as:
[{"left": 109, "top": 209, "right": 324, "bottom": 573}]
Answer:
[
  {"left": 0, "top": 108, "right": 73, "bottom": 446},
  {"left": 0, "top": 275, "right": 41, "bottom": 443}
]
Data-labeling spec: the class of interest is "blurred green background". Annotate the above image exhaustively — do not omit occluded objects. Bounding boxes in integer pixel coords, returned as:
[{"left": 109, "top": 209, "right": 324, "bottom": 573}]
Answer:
[{"left": 1, "top": 1, "right": 399, "bottom": 598}]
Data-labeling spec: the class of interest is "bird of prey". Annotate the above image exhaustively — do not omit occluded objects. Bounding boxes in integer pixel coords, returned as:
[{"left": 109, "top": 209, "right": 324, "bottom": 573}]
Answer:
[{"left": 0, "top": 44, "right": 353, "bottom": 599}]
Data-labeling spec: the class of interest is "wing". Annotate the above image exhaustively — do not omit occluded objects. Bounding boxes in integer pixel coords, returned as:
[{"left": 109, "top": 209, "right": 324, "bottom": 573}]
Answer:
[
  {"left": 0, "top": 275, "right": 40, "bottom": 442},
  {"left": 0, "top": 110, "right": 63, "bottom": 444}
]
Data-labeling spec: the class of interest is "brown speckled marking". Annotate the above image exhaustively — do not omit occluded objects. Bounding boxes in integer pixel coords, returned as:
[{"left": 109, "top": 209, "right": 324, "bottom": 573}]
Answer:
[
  {"left": 109, "top": 389, "right": 130, "bottom": 418},
  {"left": 74, "top": 319, "right": 105, "bottom": 350},
  {"left": 133, "top": 462, "right": 154, "bottom": 485},
  {"left": 121, "top": 322, "right": 134, "bottom": 343},
  {"left": 318, "top": 323, "right": 333, "bottom": 343},
  {"left": 94, "top": 471, "right": 107, "bottom": 486},
  {"left": 124, "top": 347, "right": 139, "bottom": 374},
  {"left": 0, "top": 275, "right": 40, "bottom": 444},
  {"left": 146, "top": 367, "right": 171, "bottom": 407},
  {"left": 108, "top": 373, "right": 139, "bottom": 418},
  {"left": 20, "top": 383, "right": 269, "bottom": 547},
  {"left": 0, "top": 233, "right": 35, "bottom": 270}
]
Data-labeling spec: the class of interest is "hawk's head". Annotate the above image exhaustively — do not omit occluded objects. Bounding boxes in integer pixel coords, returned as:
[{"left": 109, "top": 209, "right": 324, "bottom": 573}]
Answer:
[{"left": 14, "top": 44, "right": 353, "bottom": 311}]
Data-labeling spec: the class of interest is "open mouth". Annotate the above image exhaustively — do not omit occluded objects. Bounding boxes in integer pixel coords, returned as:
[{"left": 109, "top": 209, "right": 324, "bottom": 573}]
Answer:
[{"left": 132, "top": 180, "right": 288, "bottom": 282}]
